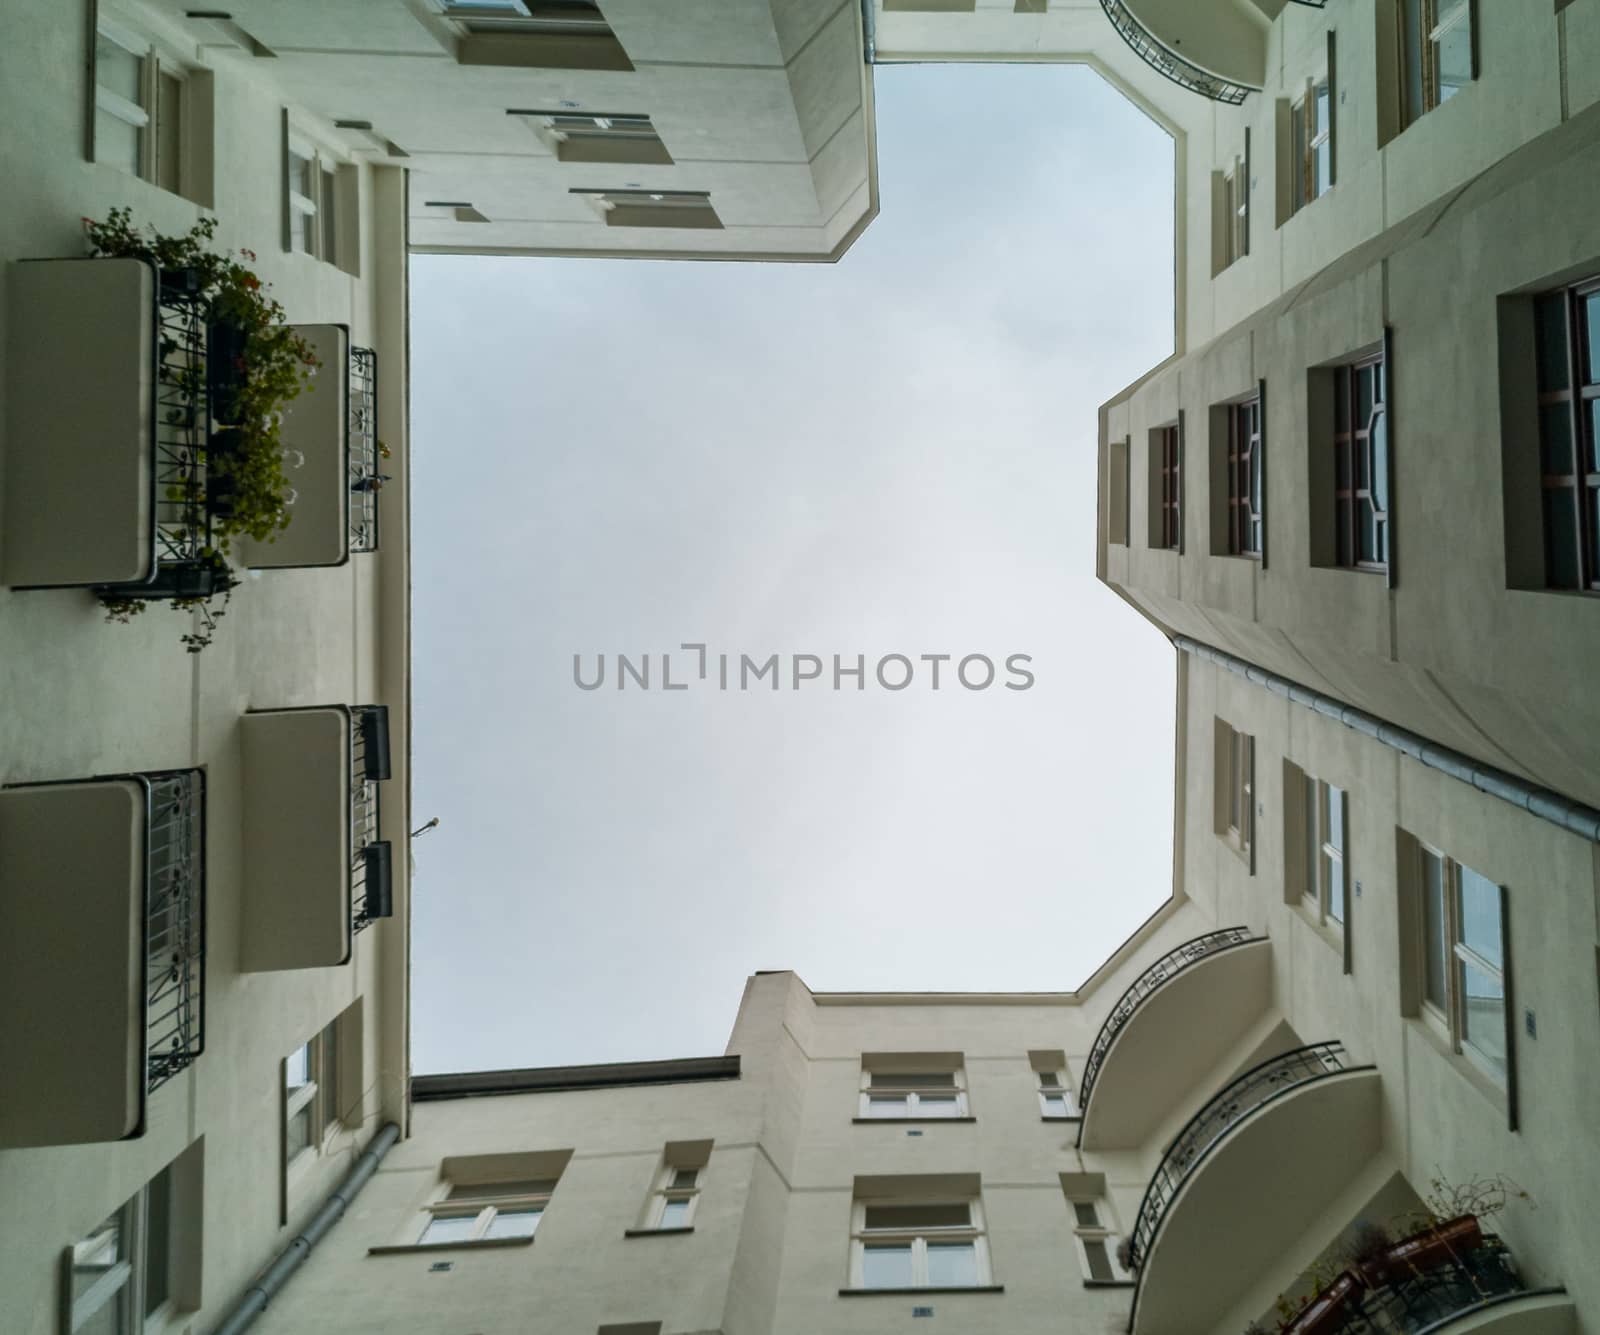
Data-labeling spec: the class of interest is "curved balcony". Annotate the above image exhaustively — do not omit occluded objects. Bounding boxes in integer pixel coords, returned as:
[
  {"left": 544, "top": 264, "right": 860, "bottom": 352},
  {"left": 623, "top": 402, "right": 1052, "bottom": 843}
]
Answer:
[
  {"left": 1098, "top": 0, "right": 1258, "bottom": 105},
  {"left": 1078, "top": 928, "right": 1270, "bottom": 1151},
  {"left": 1128, "top": 1042, "right": 1383, "bottom": 1335}
]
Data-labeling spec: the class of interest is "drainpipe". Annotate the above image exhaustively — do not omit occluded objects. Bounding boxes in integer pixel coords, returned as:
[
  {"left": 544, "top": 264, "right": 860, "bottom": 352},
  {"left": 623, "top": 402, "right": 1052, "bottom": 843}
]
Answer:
[
  {"left": 858, "top": 0, "right": 876, "bottom": 63},
  {"left": 1174, "top": 635, "right": 1600, "bottom": 844},
  {"left": 210, "top": 1122, "right": 400, "bottom": 1335}
]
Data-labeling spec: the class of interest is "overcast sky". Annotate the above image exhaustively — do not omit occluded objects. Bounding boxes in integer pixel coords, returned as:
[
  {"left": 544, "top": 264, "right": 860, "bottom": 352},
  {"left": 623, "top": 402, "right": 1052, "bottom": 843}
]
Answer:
[{"left": 410, "top": 62, "right": 1176, "bottom": 1073}]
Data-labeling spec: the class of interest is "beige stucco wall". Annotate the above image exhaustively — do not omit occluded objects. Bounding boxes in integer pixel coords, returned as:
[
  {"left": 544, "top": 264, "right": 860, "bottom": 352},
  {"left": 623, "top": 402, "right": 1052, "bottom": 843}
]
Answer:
[{"left": 0, "top": 2, "right": 411, "bottom": 1331}]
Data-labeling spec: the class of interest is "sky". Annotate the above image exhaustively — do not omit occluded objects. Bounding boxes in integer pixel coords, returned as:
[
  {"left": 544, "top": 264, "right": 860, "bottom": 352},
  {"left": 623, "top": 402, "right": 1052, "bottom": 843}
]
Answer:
[{"left": 410, "top": 61, "right": 1177, "bottom": 1073}]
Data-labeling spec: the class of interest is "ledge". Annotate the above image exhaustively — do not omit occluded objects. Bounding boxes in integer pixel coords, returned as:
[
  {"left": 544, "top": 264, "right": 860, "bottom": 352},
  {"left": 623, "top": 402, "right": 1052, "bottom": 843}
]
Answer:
[
  {"left": 1042, "top": 1115, "right": 1082, "bottom": 1124},
  {"left": 368, "top": 1236, "right": 534, "bottom": 1257},
  {"left": 1084, "top": 1278, "right": 1136, "bottom": 1289},
  {"left": 839, "top": 1286, "right": 1004, "bottom": 1296},
  {"left": 623, "top": 1227, "right": 694, "bottom": 1238},
  {"left": 851, "top": 1117, "right": 977, "bottom": 1124}
]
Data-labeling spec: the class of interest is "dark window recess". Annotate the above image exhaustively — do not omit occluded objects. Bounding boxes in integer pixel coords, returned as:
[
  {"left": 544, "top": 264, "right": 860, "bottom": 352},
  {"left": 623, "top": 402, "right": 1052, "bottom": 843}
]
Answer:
[
  {"left": 1333, "top": 354, "right": 1389, "bottom": 571},
  {"left": 1534, "top": 279, "right": 1600, "bottom": 591}
]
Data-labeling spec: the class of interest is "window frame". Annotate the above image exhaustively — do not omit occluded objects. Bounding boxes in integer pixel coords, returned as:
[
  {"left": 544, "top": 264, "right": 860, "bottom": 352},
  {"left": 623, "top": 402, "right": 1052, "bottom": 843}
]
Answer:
[
  {"left": 1332, "top": 352, "right": 1390, "bottom": 572},
  {"left": 283, "top": 1020, "right": 342, "bottom": 1184},
  {"left": 1227, "top": 396, "right": 1264, "bottom": 558},
  {"left": 65, "top": 1168, "right": 178, "bottom": 1335},
  {"left": 1533, "top": 277, "right": 1600, "bottom": 592},
  {"left": 419, "top": 1181, "right": 554, "bottom": 1246},
  {"left": 1221, "top": 723, "right": 1255, "bottom": 863},
  {"left": 1290, "top": 73, "right": 1332, "bottom": 214},
  {"left": 93, "top": 15, "right": 187, "bottom": 195},
  {"left": 1301, "top": 777, "right": 1350, "bottom": 932},
  {"left": 1037, "top": 1069, "right": 1077, "bottom": 1119},
  {"left": 1157, "top": 423, "right": 1181, "bottom": 551},
  {"left": 858, "top": 1066, "right": 969, "bottom": 1120},
  {"left": 282, "top": 126, "right": 349, "bottom": 266},
  {"left": 848, "top": 1197, "right": 991, "bottom": 1291},
  {"left": 1399, "top": 0, "right": 1476, "bottom": 126},
  {"left": 1414, "top": 843, "right": 1510, "bottom": 1086},
  {"left": 646, "top": 1163, "right": 702, "bottom": 1230},
  {"left": 1066, "top": 1195, "right": 1134, "bottom": 1286},
  {"left": 441, "top": 0, "right": 613, "bottom": 34}
]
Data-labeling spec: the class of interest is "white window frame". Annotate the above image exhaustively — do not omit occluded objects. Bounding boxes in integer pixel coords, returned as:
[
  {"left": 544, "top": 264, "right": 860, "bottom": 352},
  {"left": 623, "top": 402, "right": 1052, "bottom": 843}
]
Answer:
[
  {"left": 419, "top": 1181, "right": 553, "bottom": 1245},
  {"left": 1401, "top": 0, "right": 1474, "bottom": 124},
  {"left": 283, "top": 128, "right": 349, "bottom": 266},
  {"left": 848, "top": 1198, "right": 991, "bottom": 1291},
  {"left": 858, "top": 1066, "right": 969, "bottom": 1119},
  {"left": 1415, "top": 844, "right": 1508, "bottom": 1083},
  {"left": 646, "top": 1163, "right": 701, "bottom": 1230},
  {"left": 65, "top": 1168, "right": 177, "bottom": 1335},
  {"left": 283, "top": 1020, "right": 341, "bottom": 1182},
  {"left": 1066, "top": 1196, "right": 1134, "bottom": 1285},
  {"left": 1290, "top": 74, "right": 1331, "bottom": 214},
  {"left": 1218, "top": 722, "right": 1255, "bottom": 862},
  {"left": 1301, "top": 776, "right": 1349, "bottom": 930},
  {"left": 94, "top": 15, "right": 187, "bottom": 195},
  {"left": 1036, "top": 1069, "right": 1076, "bottom": 1119}
]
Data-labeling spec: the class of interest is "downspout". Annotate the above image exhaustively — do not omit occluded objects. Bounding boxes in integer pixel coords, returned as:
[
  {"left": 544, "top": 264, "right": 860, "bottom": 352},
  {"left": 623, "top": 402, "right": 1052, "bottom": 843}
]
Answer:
[
  {"left": 210, "top": 1122, "right": 400, "bottom": 1335},
  {"left": 1174, "top": 636, "right": 1600, "bottom": 844},
  {"left": 858, "top": 0, "right": 876, "bottom": 63}
]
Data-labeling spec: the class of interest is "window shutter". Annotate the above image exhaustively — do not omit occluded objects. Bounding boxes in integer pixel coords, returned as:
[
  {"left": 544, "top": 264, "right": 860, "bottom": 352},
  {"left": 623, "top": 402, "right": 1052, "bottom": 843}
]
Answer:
[
  {"left": 1274, "top": 99, "right": 1293, "bottom": 227},
  {"left": 1257, "top": 379, "right": 1269, "bottom": 569},
  {"left": 1340, "top": 786, "right": 1353, "bottom": 975},
  {"left": 1242, "top": 127, "right": 1252, "bottom": 257},
  {"left": 1176, "top": 409, "right": 1187, "bottom": 556},
  {"left": 1326, "top": 33, "right": 1338, "bottom": 188},
  {"left": 1498, "top": 881, "right": 1516, "bottom": 1131},
  {"left": 1210, "top": 171, "right": 1229, "bottom": 276},
  {"left": 1383, "top": 325, "right": 1397, "bottom": 589},
  {"left": 1247, "top": 735, "right": 1257, "bottom": 875}
]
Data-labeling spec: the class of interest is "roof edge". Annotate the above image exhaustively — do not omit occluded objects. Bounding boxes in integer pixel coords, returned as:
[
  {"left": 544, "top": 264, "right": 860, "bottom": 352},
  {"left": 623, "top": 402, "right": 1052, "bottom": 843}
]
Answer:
[{"left": 411, "top": 1054, "right": 740, "bottom": 1101}]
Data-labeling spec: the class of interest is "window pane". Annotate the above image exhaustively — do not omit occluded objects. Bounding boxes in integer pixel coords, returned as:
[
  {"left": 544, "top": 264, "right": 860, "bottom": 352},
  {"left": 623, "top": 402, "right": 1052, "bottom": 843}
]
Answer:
[
  {"left": 97, "top": 36, "right": 143, "bottom": 103},
  {"left": 286, "top": 1103, "right": 313, "bottom": 1160},
  {"left": 1038, "top": 1071, "right": 1062, "bottom": 1089},
  {"left": 1072, "top": 1201, "right": 1100, "bottom": 1228},
  {"left": 1457, "top": 866, "right": 1502, "bottom": 966},
  {"left": 1459, "top": 959, "right": 1506, "bottom": 1079},
  {"left": 72, "top": 1211, "right": 128, "bottom": 1303},
  {"left": 1314, "top": 140, "right": 1331, "bottom": 198},
  {"left": 871, "top": 1072, "right": 955, "bottom": 1089},
  {"left": 419, "top": 1214, "right": 480, "bottom": 1246},
  {"left": 1326, "top": 851, "right": 1345, "bottom": 924},
  {"left": 1589, "top": 399, "right": 1600, "bottom": 471},
  {"left": 1084, "top": 1237, "right": 1116, "bottom": 1283},
  {"left": 290, "top": 151, "right": 313, "bottom": 198},
  {"left": 1421, "top": 850, "right": 1448, "bottom": 1010},
  {"left": 1582, "top": 290, "right": 1600, "bottom": 385},
  {"left": 76, "top": 1290, "right": 128, "bottom": 1335},
  {"left": 96, "top": 109, "right": 141, "bottom": 175},
  {"left": 926, "top": 1241, "right": 979, "bottom": 1288},
  {"left": 1544, "top": 488, "right": 1582, "bottom": 589},
  {"left": 156, "top": 72, "right": 181, "bottom": 193},
  {"left": 1540, "top": 404, "right": 1575, "bottom": 474},
  {"left": 863, "top": 1203, "right": 970, "bottom": 1231},
  {"left": 861, "top": 1244, "right": 914, "bottom": 1289},
  {"left": 145, "top": 1170, "right": 172, "bottom": 1316},
  {"left": 286, "top": 1043, "right": 311, "bottom": 1091},
  {"left": 670, "top": 1168, "right": 699, "bottom": 1190},
  {"left": 915, "top": 1094, "right": 960, "bottom": 1117},
  {"left": 1435, "top": 13, "right": 1472, "bottom": 102},
  {"left": 447, "top": 1178, "right": 557, "bottom": 1201},
  {"left": 1371, "top": 410, "right": 1388, "bottom": 510},
  {"left": 484, "top": 1207, "right": 542, "bottom": 1239},
  {"left": 1304, "top": 780, "right": 1319, "bottom": 901},
  {"left": 1534, "top": 294, "right": 1570, "bottom": 392},
  {"left": 865, "top": 1095, "right": 908, "bottom": 1118},
  {"left": 321, "top": 167, "right": 338, "bottom": 260},
  {"left": 1324, "top": 786, "right": 1344, "bottom": 853},
  {"left": 1041, "top": 1093, "right": 1069, "bottom": 1117},
  {"left": 659, "top": 1198, "right": 691, "bottom": 1229},
  {"left": 1402, "top": 0, "right": 1425, "bottom": 119}
]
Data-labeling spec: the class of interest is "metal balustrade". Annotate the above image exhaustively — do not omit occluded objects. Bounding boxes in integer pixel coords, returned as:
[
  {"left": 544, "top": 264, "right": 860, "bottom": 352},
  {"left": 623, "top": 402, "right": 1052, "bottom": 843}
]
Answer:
[
  {"left": 1126, "top": 1042, "right": 1351, "bottom": 1272},
  {"left": 144, "top": 769, "right": 206, "bottom": 1092},
  {"left": 1335, "top": 1235, "right": 1537, "bottom": 1334},
  {"left": 350, "top": 705, "right": 393, "bottom": 932},
  {"left": 1078, "top": 927, "right": 1258, "bottom": 1115},
  {"left": 1097, "top": 0, "right": 1253, "bottom": 104},
  {"left": 348, "top": 346, "right": 380, "bottom": 554}
]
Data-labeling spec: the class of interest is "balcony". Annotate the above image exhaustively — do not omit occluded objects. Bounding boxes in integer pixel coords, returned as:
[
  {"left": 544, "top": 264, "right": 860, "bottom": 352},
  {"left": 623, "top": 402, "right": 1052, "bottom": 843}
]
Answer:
[
  {"left": 3, "top": 258, "right": 226, "bottom": 596},
  {"left": 237, "top": 327, "right": 383, "bottom": 568},
  {"left": 1128, "top": 1042, "right": 1383, "bottom": 1335},
  {"left": 1098, "top": 0, "right": 1259, "bottom": 105},
  {"left": 0, "top": 769, "right": 205, "bottom": 1146},
  {"left": 240, "top": 704, "right": 393, "bottom": 971},
  {"left": 1078, "top": 927, "right": 1271, "bottom": 1151}
]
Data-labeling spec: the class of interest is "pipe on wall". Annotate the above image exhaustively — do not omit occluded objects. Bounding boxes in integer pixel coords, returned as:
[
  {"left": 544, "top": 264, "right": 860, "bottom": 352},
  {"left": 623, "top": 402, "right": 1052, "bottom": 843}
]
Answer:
[
  {"left": 209, "top": 1122, "right": 401, "bottom": 1335},
  {"left": 1174, "top": 635, "right": 1600, "bottom": 844}
]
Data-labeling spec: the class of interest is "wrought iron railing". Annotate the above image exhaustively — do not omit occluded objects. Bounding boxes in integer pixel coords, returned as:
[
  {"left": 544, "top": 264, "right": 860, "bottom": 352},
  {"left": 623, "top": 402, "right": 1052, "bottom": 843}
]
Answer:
[
  {"left": 1334, "top": 1235, "right": 1538, "bottom": 1334},
  {"left": 1098, "top": 0, "right": 1254, "bottom": 104},
  {"left": 1126, "top": 1042, "right": 1351, "bottom": 1272},
  {"left": 348, "top": 346, "right": 380, "bottom": 554},
  {"left": 144, "top": 769, "right": 206, "bottom": 1093},
  {"left": 1079, "top": 927, "right": 1258, "bottom": 1115},
  {"left": 350, "top": 705, "right": 393, "bottom": 932}
]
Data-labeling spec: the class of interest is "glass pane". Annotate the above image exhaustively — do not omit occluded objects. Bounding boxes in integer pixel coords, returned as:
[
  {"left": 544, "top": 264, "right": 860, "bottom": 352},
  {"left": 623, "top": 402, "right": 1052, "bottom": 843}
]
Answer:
[
  {"left": 1457, "top": 866, "right": 1502, "bottom": 965},
  {"left": 1583, "top": 291, "right": 1600, "bottom": 385},
  {"left": 1360, "top": 498, "right": 1379, "bottom": 562},
  {"left": 1544, "top": 488, "right": 1581, "bottom": 588},
  {"left": 1357, "top": 366, "right": 1374, "bottom": 427},
  {"left": 484, "top": 1207, "right": 542, "bottom": 1239},
  {"left": 285, "top": 1043, "right": 311, "bottom": 1091},
  {"left": 321, "top": 168, "right": 338, "bottom": 260},
  {"left": 863, "top": 1203, "right": 970, "bottom": 1231},
  {"left": 915, "top": 1094, "right": 960, "bottom": 1117},
  {"left": 659, "top": 1198, "right": 690, "bottom": 1228},
  {"left": 861, "top": 1244, "right": 914, "bottom": 1289},
  {"left": 448, "top": 1178, "right": 556, "bottom": 1201},
  {"left": 1324, "top": 785, "right": 1344, "bottom": 853},
  {"left": 1326, "top": 852, "right": 1345, "bottom": 924},
  {"left": 871, "top": 1071, "right": 955, "bottom": 1089},
  {"left": 145, "top": 1170, "right": 172, "bottom": 1316},
  {"left": 298, "top": 212, "right": 317, "bottom": 255},
  {"left": 865, "top": 1095, "right": 908, "bottom": 1118},
  {"left": 1371, "top": 410, "right": 1388, "bottom": 510},
  {"left": 72, "top": 1211, "right": 128, "bottom": 1303},
  {"left": 1072, "top": 1201, "right": 1099, "bottom": 1228},
  {"left": 96, "top": 109, "right": 141, "bottom": 175},
  {"left": 97, "top": 35, "right": 143, "bottom": 103},
  {"left": 1460, "top": 959, "right": 1506, "bottom": 1078},
  {"left": 1534, "top": 294, "right": 1570, "bottom": 392},
  {"left": 290, "top": 151, "right": 313, "bottom": 197},
  {"left": 1402, "top": 0, "right": 1425, "bottom": 120},
  {"left": 320, "top": 1031, "right": 340, "bottom": 1125},
  {"left": 1084, "top": 1238, "right": 1116, "bottom": 1283},
  {"left": 75, "top": 1289, "right": 128, "bottom": 1335},
  {"left": 926, "top": 1241, "right": 979, "bottom": 1288},
  {"left": 1590, "top": 399, "right": 1600, "bottom": 471},
  {"left": 1041, "top": 1093, "right": 1069, "bottom": 1117},
  {"left": 1314, "top": 140, "right": 1331, "bottom": 198},
  {"left": 1541, "top": 404, "right": 1575, "bottom": 474},
  {"left": 419, "top": 1214, "right": 480, "bottom": 1246},
  {"left": 1435, "top": 16, "right": 1472, "bottom": 102},
  {"left": 670, "top": 1168, "right": 699, "bottom": 1190},
  {"left": 286, "top": 1103, "right": 312, "bottom": 1161},
  {"left": 156, "top": 72, "right": 181, "bottom": 193},
  {"left": 1422, "top": 850, "right": 1448, "bottom": 1010}
]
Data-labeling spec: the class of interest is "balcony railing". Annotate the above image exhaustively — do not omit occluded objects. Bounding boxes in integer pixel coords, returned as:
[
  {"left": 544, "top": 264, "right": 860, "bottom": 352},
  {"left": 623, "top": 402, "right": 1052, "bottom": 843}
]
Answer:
[
  {"left": 1127, "top": 1042, "right": 1350, "bottom": 1272},
  {"left": 350, "top": 705, "right": 393, "bottom": 932},
  {"left": 1079, "top": 927, "right": 1258, "bottom": 1115},
  {"left": 1098, "top": 0, "right": 1253, "bottom": 104},
  {"left": 348, "top": 345, "right": 380, "bottom": 553},
  {"left": 145, "top": 769, "right": 206, "bottom": 1091}
]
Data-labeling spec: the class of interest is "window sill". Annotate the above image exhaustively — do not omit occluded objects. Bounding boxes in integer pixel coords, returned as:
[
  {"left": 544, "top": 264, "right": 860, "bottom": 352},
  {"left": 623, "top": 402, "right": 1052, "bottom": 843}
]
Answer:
[
  {"left": 1083, "top": 1278, "right": 1136, "bottom": 1289},
  {"left": 1292, "top": 901, "right": 1346, "bottom": 957},
  {"left": 840, "top": 1286, "right": 1004, "bottom": 1297},
  {"left": 851, "top": 1116, "right": 976, "bottom": 1124},
  {"left": 1041, "top": 1115, "right": 1082, "bottom": 1123},
  {"left": 368, "top": 1236, "right": 535, "bottom": 1257},
  {"left": 623, "top": 1226, "right": 694, "bottom": 1238}
]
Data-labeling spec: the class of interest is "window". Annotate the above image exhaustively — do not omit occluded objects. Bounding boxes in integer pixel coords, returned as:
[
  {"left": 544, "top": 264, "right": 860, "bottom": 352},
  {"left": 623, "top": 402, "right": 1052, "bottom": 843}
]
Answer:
[
  {"left": 285, "top": 134, "right": 346, "bottom": 264},
  {"left": 93, "top": 17, "right": 185, "bottom": 194},
  {"left": 648, "top": 1165, "right": 701, "bottom": 1229},
  {"left": 510, "top": 109, "right": 672, "bottom": 165},
  {"left": 449, "top": 1, "right": 634, "bottom": 71},
  {"left": 1153, "top": 423, "right": 1181, "bottom": 550},
  {"left": 1533, "top": 278, "right": 1600, "bottom": 591},
  {"left": 859, "top": 1059, "right": 968, "bottom": 1119},
  {"left": 1300, "top": 776, "right": 1349, "bottom": 931},
  {"left": 1223, "top": 159, "right": 1247, "bottom": 267},
  {"left": 1332, "top": 353, "right": 1390, "bottom": 570},
  {"left": 1037, "top": 1070, "right": 1076, "bottom": 1119},
  {"left": 1227, "top": 396, "right": 1263, "bottom": 557},
  {"left": 1414, "top": 846, "right": 1509, "bottom": 1084},
  {"left": 1107, "top": 437, "right": 1130, "bottom": 546},
  {"left": 444, "top": 0, "right": 611, "bottom": 31},
  {"left": 64, "top": 1148, "right": 200, "bottom": 1335},
  {"left": 419, "top": 1179, "right": 555, "bottom": 1245},
  {"left": 1289, "top": 75, "right": 1333, "bottom": 214},
  {"left": 1398, "top": 0, "right": 1474, "bottom": 127},
  {"left": 1214, "top": 719, "right": 1255, "bottom": 865},
  {"left": 1066, "top": 1196, "right": 1134, "bottom": 1285},
  {"left": 284, "top": 1019, "right": 341, "bottom": 1176},
  {"left": 849, "top": 1198, "right": 990, "bottom": 1290},
  {"left": 571, "top": 189, "right": 723, "bottom": 230}
]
